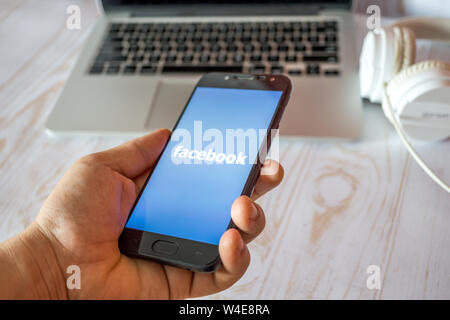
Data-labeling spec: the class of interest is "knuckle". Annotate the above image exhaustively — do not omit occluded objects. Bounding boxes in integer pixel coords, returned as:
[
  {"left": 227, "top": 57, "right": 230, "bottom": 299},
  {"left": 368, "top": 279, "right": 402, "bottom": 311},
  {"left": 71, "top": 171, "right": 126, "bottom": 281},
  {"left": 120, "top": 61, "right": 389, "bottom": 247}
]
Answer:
[{"left": 79, "top": 152, "right": 105, "bottom": 165}]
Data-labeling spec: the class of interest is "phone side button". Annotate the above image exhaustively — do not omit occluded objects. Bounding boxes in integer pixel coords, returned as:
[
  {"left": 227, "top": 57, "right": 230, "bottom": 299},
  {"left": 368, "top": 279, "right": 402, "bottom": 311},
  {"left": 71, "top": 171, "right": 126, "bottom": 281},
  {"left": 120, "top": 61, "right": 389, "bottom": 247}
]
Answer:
[{"left": 152, "top": 240, "right": 179, "bottom": 255}]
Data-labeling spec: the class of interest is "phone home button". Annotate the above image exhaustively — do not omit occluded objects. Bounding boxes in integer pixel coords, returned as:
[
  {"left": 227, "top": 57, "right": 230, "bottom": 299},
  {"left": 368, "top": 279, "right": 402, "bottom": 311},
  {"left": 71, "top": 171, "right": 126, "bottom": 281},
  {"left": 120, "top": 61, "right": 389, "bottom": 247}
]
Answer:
[{"left": 152, "top": 240, "right": 179, "bottom": 255}]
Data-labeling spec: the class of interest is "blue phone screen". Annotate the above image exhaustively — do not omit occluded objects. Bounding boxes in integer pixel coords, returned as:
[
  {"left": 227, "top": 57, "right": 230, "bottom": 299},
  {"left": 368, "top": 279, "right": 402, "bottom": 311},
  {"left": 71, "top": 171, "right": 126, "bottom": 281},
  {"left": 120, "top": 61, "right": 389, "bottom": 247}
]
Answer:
[{"left": 125, "top": 87, "right": 283, "bottom": 245}]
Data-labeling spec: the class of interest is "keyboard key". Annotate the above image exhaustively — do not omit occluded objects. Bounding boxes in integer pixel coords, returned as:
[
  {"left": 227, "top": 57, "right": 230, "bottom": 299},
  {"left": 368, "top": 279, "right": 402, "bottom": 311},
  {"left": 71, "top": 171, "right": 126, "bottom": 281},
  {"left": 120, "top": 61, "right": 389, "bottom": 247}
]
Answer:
[
  {"left": 106, "top": 65, "right": 120, "bottom": 74},
  {"left": 294, "top": 43, "right": 306, "bottom": 52},
  {"left": 325, "top": 34, "right": 337, "bottom": 42},
  {"left": 207, "top": 34, "right": 219, "bottom": 43},
  {"left": 199, "top": 53, "right": 210, "bottom": 63},
  {"left": 277, "top": 44, "right": 289, "bottom": 51},
  {"left": 268, "top": 55, "right": 279, "bottom": 62},
  {"left": 89, "top": 64, "right": 104, "bottom": 74},
  {"left": 307, "top": 64, "right": 320, "bottom": 75},
  {"left": 258, "top": 34, "right": 269, "bottom": 43},
  {"left": 288, "top": 69, "right": 302, "bottom": 75},
  {"left": 210, "top": 44, "right": 221, "bottom": 52},
  {"left": 260, "top": 44, "right": 271, "bottom": 52},
  {"left": 193, "top": 43, "right": 204, "bottom": 52},
  {"left": 130, "top": 34, "right": 141, "bottom": 42},
  {"left": 241, "top": 34, "right": 252, "bottom": 43},
  {"left": 144, "top": 44, "right": 156, "bottom": 53},
  {"left": 250, "top": 55, "right": 262, "bottom": 62},
  {"left": 124, "top": 24, "right": 137, "bottom": 32},
  {"left": 182, "top": 54, "right": 193, "bottom": 62},
  {"left": 308, "top": 35, "right": 319, "bottom": 42},
  {"left": 302, "top": 55, "right": 339, "bottom": 63},
  {"left": 175, "top": 34, "right": 186, "bottom": 43},
  {"left": 325, "top": 21, "right": 338, "bottom": 28},
  {"left": 100, "top": 45, "right": 123, "bottom": 53},
  {"left": 311, "top": 45, "right": 338, "bottom": 53},
  {"left": 128, "top": 44, "right": 139, "bottom": 52},
  {"left": 292, "top": 33, "right": 303, "bottom": 42},
  {"left": 270, "top": 65, "right": 283, "bottom": 74},
  {"left": 316, "top": 26, "right": 326, "bottom": 33},
  {"left": 123, "top": 65, "right": 136, "bottom": 74},
  {"left": 285, "top": 55, "right": 297, "bottom": 62},
  {"left": 227, "top": 43, "right": 238, "bottom": 52},
  {"left": 109, "top": 24, "right": 121, "bottom": 33},
  {"left": 96, "top": 54, "right": 127, "bottom": 62},
  {"left": 216, "top": 54, "right": 227, "bottom": 63},
  {"left": 250, "top": 65, "right": 266, "bottom": 73},
  {"left": 106, "top": 35, "right": 123, "bottom": 42},
  {"left": 177, "top": 44, "right": 188, "bottom": 51},
  {"left": 162, "top": 65, "right": 243, "bottom": 73},
  {"left": 192, "top": 34, "right": 203, "bottom": 43},
  {"left": 283, "top": 25, "right": 293, "bottom": 33},
  {"left": 165, "top": 54, "right": 177, "bottom": 62},
  {"left": 324, "top": 69, "right": 340, "bottom": 76},
  {"left": 233, "top": 54, "right": 244, "bottom": 63},
  {"left": 266, "top": 23, "right": 276, "bottom": 33},
  {"left": 160, "top": 44, "right": 172, "bottom": 52},
  {"left": 149, "top": 54, "right": 161, "bottom": 62},
  {"left": 138, "top": 24, "right": 151, "bottom": 33},
  {"left": 243, "top": 43, "right": 254, "bottom": 52},
  {"left": 274, "top": 34, "right": 285, "bottom": 43},
  {"left": 325, "top": 24, "right": 338, "bottom": 32},
  {"left": 140, "top": 65, "right": 157, "bottom": 74}
]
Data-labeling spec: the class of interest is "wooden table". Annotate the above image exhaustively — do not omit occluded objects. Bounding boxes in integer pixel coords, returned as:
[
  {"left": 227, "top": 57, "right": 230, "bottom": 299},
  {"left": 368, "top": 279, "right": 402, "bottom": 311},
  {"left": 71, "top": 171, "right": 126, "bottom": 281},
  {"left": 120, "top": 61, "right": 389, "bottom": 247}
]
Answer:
[{"left": 1, "top": 0, "right": 449, "bottom": 299}]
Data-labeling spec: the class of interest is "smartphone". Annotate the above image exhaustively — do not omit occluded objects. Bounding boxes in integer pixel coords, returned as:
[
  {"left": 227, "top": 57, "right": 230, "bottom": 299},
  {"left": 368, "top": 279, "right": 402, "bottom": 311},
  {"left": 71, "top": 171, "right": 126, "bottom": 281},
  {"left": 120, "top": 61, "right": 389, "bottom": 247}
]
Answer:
[{"left": 119, "top": 73, "right": 291, "bottom": 272}]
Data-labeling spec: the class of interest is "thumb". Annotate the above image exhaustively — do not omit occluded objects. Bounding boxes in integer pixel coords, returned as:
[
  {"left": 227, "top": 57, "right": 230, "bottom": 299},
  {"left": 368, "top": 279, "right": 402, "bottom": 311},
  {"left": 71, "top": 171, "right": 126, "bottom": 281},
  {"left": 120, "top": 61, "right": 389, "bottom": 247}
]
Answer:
[{"left": 92, "top": 128, "right": 170, "bottom": 178}]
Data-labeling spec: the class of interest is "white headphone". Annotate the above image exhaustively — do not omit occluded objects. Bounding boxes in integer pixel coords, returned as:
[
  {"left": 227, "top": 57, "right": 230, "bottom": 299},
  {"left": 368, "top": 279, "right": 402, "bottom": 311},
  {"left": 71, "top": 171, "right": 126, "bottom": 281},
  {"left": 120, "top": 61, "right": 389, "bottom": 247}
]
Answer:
[{"left": 359, "top": 17, "right": 450, "bottom": 193}]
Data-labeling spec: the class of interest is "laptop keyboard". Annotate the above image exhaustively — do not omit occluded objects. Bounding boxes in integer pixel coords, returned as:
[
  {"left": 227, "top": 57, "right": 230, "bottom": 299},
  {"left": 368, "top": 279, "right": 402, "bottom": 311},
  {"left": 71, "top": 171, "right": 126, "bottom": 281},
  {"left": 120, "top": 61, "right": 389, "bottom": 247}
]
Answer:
[{"left": 89, "top": 20, "right": 340, "bottom": 76}]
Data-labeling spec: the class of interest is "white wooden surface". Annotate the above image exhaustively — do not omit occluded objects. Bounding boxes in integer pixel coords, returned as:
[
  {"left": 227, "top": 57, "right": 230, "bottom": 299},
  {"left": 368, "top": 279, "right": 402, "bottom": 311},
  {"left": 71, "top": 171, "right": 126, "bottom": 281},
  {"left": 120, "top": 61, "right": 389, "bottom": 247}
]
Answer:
[{"left": 0, "top": 1, "right": 449, "bottom": 299}]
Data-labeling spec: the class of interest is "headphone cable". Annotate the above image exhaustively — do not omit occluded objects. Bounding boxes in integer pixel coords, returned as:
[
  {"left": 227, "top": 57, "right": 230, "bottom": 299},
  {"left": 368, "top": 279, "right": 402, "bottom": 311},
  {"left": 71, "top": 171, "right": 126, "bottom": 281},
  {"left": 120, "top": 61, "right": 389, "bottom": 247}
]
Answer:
[{"left": 382, "top": 84, "right": 450, "bottom": 193}]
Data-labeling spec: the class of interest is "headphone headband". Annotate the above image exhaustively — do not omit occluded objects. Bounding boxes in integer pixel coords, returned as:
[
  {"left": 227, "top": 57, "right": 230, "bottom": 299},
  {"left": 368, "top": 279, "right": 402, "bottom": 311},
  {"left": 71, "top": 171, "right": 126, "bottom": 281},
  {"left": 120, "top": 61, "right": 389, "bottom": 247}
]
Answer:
[{"left": 392, "top": 17, "right": 450, "bottom": 42}]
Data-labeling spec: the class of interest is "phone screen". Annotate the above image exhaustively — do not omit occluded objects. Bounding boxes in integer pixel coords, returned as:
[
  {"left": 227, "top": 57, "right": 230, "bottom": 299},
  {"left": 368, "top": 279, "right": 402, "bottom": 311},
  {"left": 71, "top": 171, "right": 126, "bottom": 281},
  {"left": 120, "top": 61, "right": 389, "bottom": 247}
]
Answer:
[{"left": 125, "top": 86, "right": 283, "bottom": 245}]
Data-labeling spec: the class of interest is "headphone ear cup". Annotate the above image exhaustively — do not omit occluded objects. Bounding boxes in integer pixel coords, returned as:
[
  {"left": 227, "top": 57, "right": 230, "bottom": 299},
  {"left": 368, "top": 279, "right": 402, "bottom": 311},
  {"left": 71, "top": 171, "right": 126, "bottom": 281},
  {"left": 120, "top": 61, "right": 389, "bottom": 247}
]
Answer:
[
  {"left": 383, "top": 26, "right": 416, "bottom": 115},
  {"left": 391, "top": 26, "right": 405, "bottom": 76},
  {"left": 398, "top": 26, "right": 416, "bottom": 72},
  {"left": 359, "top": 30, "right": 380, "bottom": 99},
  {"left": 360, "top": 26, "right": 402, "bottom": 103},
  {"left": 384, "top": 60, "right": 450, "bottom": 141}
]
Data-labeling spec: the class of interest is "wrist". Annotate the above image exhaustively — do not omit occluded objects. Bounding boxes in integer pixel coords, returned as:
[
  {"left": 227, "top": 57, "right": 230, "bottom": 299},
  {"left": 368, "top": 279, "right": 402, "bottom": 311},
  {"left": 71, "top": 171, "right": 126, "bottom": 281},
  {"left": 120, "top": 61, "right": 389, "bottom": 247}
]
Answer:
[{"left": 0, "top": 222, "right": 68, "bottom": 299}]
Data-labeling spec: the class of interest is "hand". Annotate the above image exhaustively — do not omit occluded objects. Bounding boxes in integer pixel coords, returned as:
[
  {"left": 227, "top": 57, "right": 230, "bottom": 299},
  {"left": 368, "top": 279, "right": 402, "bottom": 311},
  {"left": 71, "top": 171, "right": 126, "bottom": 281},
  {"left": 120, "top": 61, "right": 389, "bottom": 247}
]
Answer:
[{"left": 0, "top": 129, "right": 283, "bottom": 299}]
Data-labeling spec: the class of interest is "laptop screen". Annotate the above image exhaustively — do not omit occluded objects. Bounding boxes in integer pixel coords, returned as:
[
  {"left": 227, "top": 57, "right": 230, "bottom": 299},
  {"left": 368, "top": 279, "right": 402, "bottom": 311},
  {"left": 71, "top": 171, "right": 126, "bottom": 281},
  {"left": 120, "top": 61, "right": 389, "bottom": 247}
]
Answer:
[
  {"left": 102, "top": 1, "right": 352, "bottom": 13},
  {"left": 103, "top": 1, "right": 350, "bottom": 4}
]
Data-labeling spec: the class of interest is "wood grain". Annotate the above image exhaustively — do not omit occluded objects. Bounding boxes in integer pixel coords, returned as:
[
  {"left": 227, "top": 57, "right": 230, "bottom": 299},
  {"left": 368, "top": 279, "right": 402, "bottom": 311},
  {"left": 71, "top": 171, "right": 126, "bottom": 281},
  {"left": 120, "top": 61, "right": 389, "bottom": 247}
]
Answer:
[{"left": 0, "top": 0, "right": 449, "bottom": 299}]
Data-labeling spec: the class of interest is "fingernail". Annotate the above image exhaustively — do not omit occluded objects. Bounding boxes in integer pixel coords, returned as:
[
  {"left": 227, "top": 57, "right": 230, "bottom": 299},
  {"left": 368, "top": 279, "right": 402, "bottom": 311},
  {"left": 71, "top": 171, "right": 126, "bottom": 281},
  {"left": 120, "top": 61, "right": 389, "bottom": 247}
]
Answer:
[{"left": 250, "top": 201, "right": 259, "bottom": 220}]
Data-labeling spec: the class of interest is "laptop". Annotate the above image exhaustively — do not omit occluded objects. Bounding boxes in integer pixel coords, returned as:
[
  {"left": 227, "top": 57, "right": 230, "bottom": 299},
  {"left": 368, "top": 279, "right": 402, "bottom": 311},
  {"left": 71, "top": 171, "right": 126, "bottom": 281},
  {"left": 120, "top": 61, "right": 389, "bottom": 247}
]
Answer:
[{"left": 46, "top": 0, "right": 362, "bottom": 138}]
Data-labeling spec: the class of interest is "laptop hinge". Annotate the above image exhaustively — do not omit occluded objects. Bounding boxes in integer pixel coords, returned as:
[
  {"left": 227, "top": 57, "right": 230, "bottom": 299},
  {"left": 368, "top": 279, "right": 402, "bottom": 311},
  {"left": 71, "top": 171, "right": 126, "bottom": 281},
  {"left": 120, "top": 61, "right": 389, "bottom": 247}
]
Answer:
[{"left": 107, "top": 5, "right": 321, "bottom": 18}]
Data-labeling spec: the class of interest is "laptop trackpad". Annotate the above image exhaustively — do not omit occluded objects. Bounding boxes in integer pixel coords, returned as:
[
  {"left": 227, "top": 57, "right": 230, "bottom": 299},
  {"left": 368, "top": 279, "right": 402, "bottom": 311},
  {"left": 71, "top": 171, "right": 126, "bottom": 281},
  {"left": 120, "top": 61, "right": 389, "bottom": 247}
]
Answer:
[{"left": 146, "top": 78, "right": 197, "bottom": 131}]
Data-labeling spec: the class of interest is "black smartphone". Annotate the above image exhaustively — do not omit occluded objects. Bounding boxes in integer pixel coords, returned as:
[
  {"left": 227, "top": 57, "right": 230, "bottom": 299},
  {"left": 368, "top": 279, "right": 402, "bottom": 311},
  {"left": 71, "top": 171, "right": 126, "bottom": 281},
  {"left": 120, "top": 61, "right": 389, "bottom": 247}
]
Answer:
[{"left": 119, "top": 73, "right": 291, "bottom": 272}]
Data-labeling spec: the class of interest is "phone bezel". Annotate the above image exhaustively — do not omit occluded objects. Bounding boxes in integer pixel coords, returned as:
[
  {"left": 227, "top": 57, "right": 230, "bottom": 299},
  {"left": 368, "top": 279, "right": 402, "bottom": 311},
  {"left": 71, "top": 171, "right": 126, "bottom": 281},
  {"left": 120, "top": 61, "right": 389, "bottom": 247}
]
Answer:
[{"left": 119, "top": 73, "right": 292, "bottom": 272}]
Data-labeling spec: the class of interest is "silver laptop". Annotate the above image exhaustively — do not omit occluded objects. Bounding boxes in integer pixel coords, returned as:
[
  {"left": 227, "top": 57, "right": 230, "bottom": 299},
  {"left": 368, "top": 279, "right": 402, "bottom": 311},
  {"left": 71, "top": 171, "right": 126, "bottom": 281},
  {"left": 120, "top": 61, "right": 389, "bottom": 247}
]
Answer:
[{"left": 46, "top": 0, "right": 362, "bottom": 138}]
